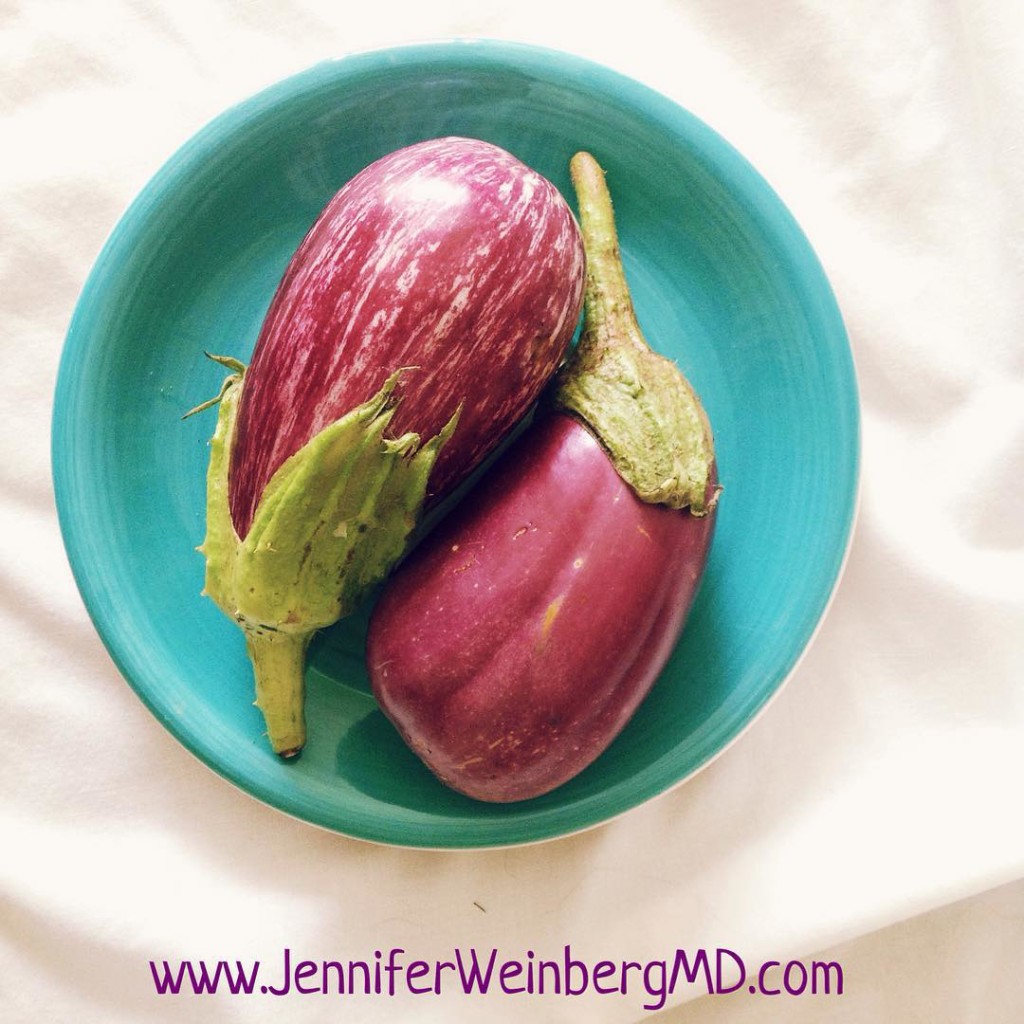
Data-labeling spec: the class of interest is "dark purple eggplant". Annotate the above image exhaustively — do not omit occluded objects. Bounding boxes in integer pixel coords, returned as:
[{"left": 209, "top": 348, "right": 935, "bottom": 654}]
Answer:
[
  {"left": 192, "top": 137, "right": 585, "bottom": 756},
  {"left": 367, "top": 151, "right": 719, "bottom": 801}
]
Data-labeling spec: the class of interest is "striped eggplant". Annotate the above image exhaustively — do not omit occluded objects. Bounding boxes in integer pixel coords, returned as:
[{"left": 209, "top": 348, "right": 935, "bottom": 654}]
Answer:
[
  {"left": 367, "top": 151, "right": 720, "bottom": 802},
  {"left": 192, "top": 137, "right": 585, "bottom": 757}
]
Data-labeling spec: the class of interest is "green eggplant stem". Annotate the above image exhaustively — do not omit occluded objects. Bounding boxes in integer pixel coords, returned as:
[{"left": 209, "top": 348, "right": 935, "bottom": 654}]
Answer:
[
  {"left": 567, "top": 152, "right": 645, "bottom": 349},
  {"left": 555, "top": 152, "right": 719, "bottom": 515},
  {"left": 245, "top": 627, "right": 310, "bottom": 757}
]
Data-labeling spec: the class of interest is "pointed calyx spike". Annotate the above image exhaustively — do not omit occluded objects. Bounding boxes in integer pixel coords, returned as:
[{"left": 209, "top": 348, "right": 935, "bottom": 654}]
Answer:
[
  {"left": 554, "top": 151, "right": 719, "bottom": 515},
  {"left": 181, "top": 354, "right": 247, "bottom": 420}
]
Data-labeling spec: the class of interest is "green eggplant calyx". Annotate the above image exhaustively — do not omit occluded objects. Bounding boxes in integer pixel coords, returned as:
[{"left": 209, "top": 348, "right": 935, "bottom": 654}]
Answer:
[
  {"left": 195, "top": 363, "right": 459, "bottom": 755},
  {"left": 555, "top": 151, "right": 719, "bottom": 516}
]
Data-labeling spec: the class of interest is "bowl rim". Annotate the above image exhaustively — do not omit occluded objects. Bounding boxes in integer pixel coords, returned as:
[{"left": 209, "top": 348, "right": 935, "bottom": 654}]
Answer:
[{"left": 51, "top": 38, "right": 861, "bottom": 850}]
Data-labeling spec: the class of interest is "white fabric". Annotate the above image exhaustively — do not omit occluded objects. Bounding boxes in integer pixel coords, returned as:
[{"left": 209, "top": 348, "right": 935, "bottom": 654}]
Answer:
[{"left": 4, "top": 1, "right": 1023, "bottom": 1020}]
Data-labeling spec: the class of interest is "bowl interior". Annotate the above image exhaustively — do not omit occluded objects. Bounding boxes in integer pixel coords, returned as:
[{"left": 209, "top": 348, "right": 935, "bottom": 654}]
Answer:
[{"left": 53, "top": 42, "right": 858, "bottom": 848}]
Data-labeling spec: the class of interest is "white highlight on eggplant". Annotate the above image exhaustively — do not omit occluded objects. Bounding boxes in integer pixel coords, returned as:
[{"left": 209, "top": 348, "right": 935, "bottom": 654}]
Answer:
[{"left": 387, "top": 173, "right": 470, "bottom": 211}]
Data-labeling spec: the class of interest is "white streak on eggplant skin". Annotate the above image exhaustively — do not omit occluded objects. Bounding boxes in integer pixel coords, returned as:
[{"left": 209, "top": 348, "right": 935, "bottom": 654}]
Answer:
[{"left": 229, "top": 138, "right": 586, "bottom": 537}]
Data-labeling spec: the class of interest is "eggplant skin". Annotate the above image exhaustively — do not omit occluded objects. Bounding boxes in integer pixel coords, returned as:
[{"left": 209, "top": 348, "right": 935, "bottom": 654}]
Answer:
[
  {"left": 228, "top": 137, "right": 585, "bottom": 539},
  {"left": 367, "top": 413, "right": 717, "bottom": 803}
]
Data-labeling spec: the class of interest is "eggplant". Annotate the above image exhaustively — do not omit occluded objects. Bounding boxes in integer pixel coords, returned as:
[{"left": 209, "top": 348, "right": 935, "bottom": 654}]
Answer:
[
  {"left": 367, "top": 151, "right": 719, "bottom": 802},
  {"left": 191, "top": 137, "right": 585, "bottom": 756}
]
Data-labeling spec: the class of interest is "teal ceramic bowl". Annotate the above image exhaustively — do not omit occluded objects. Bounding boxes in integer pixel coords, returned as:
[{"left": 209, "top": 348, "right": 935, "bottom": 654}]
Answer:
[{"left": 53, "top": 41, "right": 858, "bottom": 848}]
